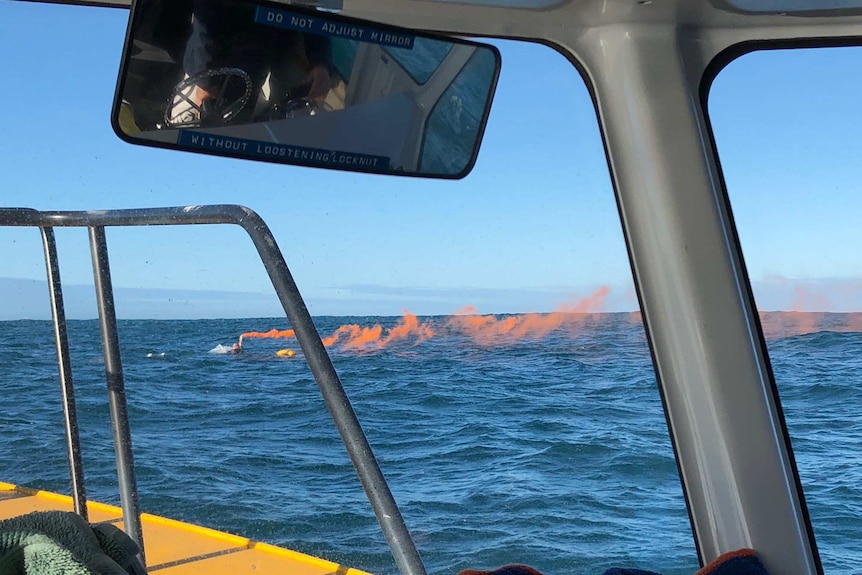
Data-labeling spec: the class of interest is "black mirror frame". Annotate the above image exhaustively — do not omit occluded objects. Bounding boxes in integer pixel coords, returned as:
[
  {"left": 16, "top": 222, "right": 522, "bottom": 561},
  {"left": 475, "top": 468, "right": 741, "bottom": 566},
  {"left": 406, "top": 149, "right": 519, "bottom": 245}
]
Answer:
[{"left": 110, "top": 0, "right": 502, "bottom": 179}]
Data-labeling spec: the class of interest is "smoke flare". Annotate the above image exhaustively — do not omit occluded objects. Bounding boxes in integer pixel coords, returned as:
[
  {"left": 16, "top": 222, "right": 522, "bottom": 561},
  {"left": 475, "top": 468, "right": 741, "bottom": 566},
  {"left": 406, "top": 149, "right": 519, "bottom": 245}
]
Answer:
[
  {"left": 240, "top": 329, "right": 296, "bottom": 339},
  {"left": 235, "top": 283, "right": 862, "bottom": 351}
]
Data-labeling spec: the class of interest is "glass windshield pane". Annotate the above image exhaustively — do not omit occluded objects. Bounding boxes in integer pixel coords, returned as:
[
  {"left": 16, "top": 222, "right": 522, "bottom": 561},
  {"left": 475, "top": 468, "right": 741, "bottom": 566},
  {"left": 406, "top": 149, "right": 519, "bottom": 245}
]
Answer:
[
  {"left": 708, "top": 46, "right": 862, "bottom": 574},
  {"left": 0, "top": 3, "right": 696, "bottom": 574},
  {"left": 420, "top": 47, "right": 497, "bottom": 174},
  {"left": 723, "top": 0, "right": 862, "bottom": 13},
  {"left": 331, "top": 37, "right": 359, "bottom": 81},
  {"left": 384, "top": 37, "right": 452, "bottom": 84}
]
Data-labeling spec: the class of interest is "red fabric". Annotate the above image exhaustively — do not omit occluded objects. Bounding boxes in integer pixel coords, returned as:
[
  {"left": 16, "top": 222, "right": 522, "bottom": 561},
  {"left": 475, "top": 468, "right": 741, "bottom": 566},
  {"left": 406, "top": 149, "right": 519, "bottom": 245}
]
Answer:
[
  {"left": 456, "top": 548, "right": 768, "bottom": 575},
  {"left": 695, "top": 549, "right": 759, "bottom": 575},
  {"left": 458, "top": 564, "right": 547, "bottom": 575}
]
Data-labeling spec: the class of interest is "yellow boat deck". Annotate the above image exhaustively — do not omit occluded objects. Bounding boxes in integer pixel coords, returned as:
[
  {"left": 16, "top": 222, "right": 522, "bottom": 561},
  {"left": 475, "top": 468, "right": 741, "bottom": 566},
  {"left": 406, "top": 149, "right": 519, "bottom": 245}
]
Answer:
[{"left": 0, "top": 481, "right": 372, "bottom": 575}]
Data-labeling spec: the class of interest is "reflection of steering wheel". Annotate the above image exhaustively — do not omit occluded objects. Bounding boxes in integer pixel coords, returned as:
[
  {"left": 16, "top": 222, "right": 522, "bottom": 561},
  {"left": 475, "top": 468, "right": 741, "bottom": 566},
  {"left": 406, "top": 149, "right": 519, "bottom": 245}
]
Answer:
[
  {"left": 269, "top": 98, "right": 333, "bottom": 121},
  {"left": 165, "top": 67, "right": 253, "bottom": 128}
]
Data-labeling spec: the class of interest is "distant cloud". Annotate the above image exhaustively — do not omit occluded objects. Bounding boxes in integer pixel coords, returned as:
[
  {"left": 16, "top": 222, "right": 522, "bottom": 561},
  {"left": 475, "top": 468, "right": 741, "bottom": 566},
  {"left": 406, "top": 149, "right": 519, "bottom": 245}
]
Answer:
[
  {"left": 315, "top": 283, "right": 638, "bottom": 315},
  {"left": 8, "top": 275, "right": 857, "bottom": 320},
  {"left": 0, "top": 277, "right": 281, "bottom": 320},
  {"left": 0, "top": 277, "right": 639, "bottom": 320}
]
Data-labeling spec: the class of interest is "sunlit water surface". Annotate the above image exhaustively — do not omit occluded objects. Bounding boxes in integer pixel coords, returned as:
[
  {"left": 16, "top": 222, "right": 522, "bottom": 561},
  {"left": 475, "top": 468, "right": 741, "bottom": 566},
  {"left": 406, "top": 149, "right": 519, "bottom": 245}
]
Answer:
[{"left": 2, "top": 314, "right": 859, "bottom": 575}]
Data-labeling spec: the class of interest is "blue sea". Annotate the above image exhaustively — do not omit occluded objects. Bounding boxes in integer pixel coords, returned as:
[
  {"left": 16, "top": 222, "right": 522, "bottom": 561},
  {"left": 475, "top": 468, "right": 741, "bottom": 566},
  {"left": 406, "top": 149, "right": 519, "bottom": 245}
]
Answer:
[{"left": 1, "top": 314, "right": 860, "bottom": 575}]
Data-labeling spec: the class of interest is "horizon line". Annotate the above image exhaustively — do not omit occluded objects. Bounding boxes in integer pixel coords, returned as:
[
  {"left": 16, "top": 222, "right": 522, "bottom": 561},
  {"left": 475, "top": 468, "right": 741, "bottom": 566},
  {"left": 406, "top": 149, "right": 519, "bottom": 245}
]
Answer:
[{"left": 4, "top": 309, "right": 862, "bottom": 322}]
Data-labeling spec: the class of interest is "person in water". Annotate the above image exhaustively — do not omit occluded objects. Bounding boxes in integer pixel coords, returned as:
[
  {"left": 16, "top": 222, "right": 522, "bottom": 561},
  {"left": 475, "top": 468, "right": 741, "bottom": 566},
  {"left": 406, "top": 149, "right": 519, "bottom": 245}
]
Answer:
[{"left": 230, "top": 335, "right": 244, "bottom": 354}]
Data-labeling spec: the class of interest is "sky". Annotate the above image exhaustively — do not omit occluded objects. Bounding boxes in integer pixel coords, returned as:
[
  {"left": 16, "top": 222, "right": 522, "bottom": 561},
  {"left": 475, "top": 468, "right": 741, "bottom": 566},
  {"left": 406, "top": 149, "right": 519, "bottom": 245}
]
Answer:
[{"left": 0, "top": 0, "right": 861, "bottom": 319}]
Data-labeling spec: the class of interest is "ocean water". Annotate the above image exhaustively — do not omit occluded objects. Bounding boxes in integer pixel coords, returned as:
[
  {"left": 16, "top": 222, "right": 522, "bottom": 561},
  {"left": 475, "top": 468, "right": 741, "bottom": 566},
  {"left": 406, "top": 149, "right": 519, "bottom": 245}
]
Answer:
[{"left": 1, "top": 314, "right": 860, "bottom": 575}]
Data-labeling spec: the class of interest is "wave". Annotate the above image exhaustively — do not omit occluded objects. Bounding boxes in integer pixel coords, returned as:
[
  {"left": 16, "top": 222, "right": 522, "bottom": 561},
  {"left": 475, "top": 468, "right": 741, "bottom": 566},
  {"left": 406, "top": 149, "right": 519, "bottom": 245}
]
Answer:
[{"left": 208, "top": 344, "right": 234, "bottom": 354}]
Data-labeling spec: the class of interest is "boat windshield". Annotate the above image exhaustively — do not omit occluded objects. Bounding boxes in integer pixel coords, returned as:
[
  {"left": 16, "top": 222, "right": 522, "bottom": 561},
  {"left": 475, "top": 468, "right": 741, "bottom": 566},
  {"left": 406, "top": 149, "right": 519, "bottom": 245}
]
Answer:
[
  {"left": 708, "top": 45, "right": 862, "bottom": 575},
  {"left": 0, "top": 2, "right": 696, "bottom": 574}
]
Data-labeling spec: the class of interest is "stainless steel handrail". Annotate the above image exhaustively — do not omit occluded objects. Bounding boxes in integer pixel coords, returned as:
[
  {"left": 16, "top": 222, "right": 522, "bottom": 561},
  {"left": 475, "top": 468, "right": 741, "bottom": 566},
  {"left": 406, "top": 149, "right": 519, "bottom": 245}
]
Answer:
[
  {"left": 40, "top": 226, "right": 89, "bottom": 520},
  {"left": 0, "top": 205, "right": 426, "bottom": 575},
  {"left": 89, "top": 225, "right": 146, "bottom": 563}
]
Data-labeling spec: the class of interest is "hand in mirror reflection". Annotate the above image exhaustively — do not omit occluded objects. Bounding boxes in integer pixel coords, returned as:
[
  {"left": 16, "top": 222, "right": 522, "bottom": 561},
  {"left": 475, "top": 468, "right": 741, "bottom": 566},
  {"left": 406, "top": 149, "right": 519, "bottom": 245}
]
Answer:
[
  {"left": 302, "top": 64, "right": 331, "bottom": 101},
  {"left": 166, "top": 0, "right": 335, "bottom": 128},
  {"left": 169, "top": 79, "right": 213, "bottom": 127}
]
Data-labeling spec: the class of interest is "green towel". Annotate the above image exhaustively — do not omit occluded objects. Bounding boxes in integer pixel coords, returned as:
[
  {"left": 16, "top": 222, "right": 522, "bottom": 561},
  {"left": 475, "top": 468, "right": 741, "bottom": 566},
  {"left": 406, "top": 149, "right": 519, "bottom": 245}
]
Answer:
[{"left": 0, "top": 511, "right": 146, "bottom": 575}]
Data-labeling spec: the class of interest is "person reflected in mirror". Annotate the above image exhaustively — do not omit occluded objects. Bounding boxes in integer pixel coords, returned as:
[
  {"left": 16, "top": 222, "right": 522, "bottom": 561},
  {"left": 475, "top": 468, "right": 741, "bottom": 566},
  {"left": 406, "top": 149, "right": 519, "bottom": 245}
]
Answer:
[{"left": 168, "top": 0, "right": 333, "bottom": 127}]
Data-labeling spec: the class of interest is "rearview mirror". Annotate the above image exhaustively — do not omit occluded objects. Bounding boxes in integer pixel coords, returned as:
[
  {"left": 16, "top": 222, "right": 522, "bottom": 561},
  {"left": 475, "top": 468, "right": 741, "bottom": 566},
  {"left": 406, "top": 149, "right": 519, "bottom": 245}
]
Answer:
[{"left": 113, "top": 0, "right": 501, "bottom": 178}]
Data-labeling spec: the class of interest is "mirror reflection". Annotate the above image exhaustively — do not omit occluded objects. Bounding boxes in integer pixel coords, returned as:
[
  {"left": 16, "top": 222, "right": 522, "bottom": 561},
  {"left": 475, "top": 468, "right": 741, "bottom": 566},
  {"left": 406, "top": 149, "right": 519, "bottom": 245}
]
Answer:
[{"left": 115, "top": 0, "right": 501, "bottom": 177}]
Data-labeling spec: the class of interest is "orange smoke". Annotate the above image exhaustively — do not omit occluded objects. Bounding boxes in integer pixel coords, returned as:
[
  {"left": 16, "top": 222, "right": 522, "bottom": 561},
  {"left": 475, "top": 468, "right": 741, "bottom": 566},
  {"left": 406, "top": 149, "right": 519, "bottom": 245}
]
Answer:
[
  {"left": 381, "top": 311, "right": 436, "bottom": 345},
  {"left": 754, "top": 275, "right": 862, "bottom": 338},
  {"left": 445, "top": 286, "right": 610, "bottom": 345},
  {"left": 784, "top": 283, "right": 834, "bottom": 313},
  {"left": 758, "top": 311, "right": 862, "bottom": 340},
  {"left": 316, "top": 287, "right": 612, "bottom": 350},
  {"left": 241, "top": 329, "right": 296, "bottom": 339},
  {"left": 322, "top": 324, "right": 383, "bottom": 349},
  {"left": 322, "top": 311, "right": 435, "bottom": 350},
  {"left": 235, "top": 280, "right": 862, "bottom": 350},
  {"left": 236, "top": 279, "right": 862, "bottom": 350}
]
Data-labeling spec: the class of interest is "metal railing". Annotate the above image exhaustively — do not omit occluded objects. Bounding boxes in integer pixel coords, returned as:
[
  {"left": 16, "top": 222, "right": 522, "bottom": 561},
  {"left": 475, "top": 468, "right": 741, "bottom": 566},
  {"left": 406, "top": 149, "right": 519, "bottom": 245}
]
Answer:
[{"left": 0, "top": 205, "right": 426, "bottom": 575}]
